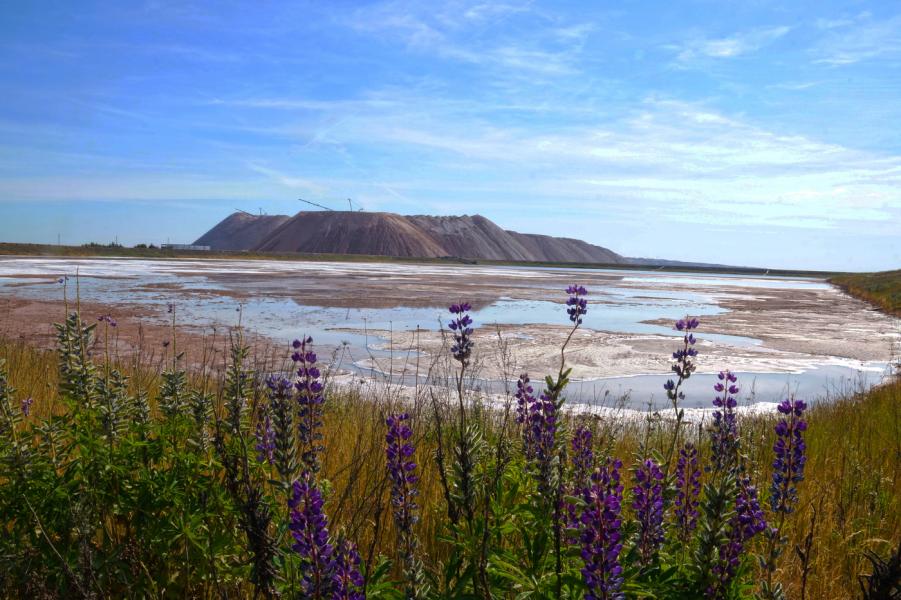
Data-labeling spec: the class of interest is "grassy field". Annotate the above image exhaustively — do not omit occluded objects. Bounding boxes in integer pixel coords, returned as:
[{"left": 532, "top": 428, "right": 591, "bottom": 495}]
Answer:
[
  {"left": 1, "top": 294, "right": 897, "bottom": 598},
  {"left": 830, "top": 269, "right": 901, "bottom": 317}
]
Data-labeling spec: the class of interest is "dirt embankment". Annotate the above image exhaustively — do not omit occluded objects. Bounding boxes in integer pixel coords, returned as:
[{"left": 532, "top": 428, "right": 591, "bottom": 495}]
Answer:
[{"left": 0, "top": 296, "right": 287, "bottom": 374}]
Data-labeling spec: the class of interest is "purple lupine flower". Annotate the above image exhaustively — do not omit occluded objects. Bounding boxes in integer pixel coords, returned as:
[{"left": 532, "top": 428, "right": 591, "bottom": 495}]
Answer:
[
  {"left": 709, "top": 475, "right": 767, "bottom": 598},
  {"left": 294, "top": 337, "right": 325, "bottom": 473},
  {"left": 20, "top": 397, "right": 33, "bottom": 417},
  {"left": 527, "top": 390, "right": 558, "bottom": 497},
  {"left": 663, "top": 317, "right": 700, "bottom": 404},
  {"left": 515, "top": 373, "right": 533, "bottom": 426},
  {"left": 674, "top": 443, "right": 701, "bottom": 540},
  {"left": 675, "top": 317, "right": 700, "bottom": 331},
  {"left": 447, "top": 303, "right": 474, "bottom": 364},
  {"left": 710, "top": 370, "right": 740, "bottom": 473},
  {"left": 571, "top": 426, "right": 594, "bottom": 488},
  {"left": 254, "top": 413, "right": 275, "bottom": 464},
  {"left": 386, "top": 413, "right": 423, "bottom": 598},
  {"left": 289, "top": 472, "right": 334, "bottom": 598},
  {"left": 734, "top": 475, "right": 767, "bottom": 541},
  {"left": 516, "top": 372, "right": 558, "bottom": 486},
  {"left": 331, "top": 538, "right": 365, "bottom": 600},
  {"left": 770, "top": 399, "right": 807, "bottom": 515},
  {"left": 386, "top": 413, "right": 420, "bottom": 536},
  {"left": 97, "top": 314, "right": 117, "bottom": 327},
  {"left": 167, "top": 302, "right": 174, "bottom": 313},
  {"left": 266, "top": 373, "right": 298, "bottom": 483},
  {"left": 567, "top": 425, "right": 595, "bottom": 533},
  {"left": 580, "top": 458, "right": 625, "bottom": 600},
  {"left": 632, "top": 458, "right": 665, "bottom": 565},
  {"left": 566, "top": 284, "right": 589, "bottom": 324}
]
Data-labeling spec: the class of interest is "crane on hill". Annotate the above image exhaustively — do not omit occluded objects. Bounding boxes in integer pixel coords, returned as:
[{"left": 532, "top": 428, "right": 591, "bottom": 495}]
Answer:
[
  {"left": 298, "top": 197, "right": 334, "bottom": 211},
  {"left": 298, "top": 197, "right": 364, "bottom": 212}
]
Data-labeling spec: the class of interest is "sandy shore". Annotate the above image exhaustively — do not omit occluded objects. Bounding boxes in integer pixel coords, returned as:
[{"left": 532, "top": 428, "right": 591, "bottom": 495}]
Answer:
[{"left": 0, "top": 257, "right": 897, "bottom": 385}]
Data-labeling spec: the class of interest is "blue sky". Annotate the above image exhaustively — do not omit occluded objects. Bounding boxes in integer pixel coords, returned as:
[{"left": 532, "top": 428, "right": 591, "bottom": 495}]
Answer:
[{"left": 1, "top": 1, "right": 899, "bottom": 270}]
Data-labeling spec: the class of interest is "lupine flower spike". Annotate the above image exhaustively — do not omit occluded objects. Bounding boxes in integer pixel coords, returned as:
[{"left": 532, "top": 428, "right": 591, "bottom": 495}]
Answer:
[
  {"left": 293, "top": 337, "right": 325, "bottom": 473},
  {"left": 331, "top": 538, "right": 365, "bottom": 600},
  {"left": 567, "top": 425, "right": 594, "bottom": 530},
  {"left": 515, "top": 373, "right": 535, "bottom": 442},
  {"left": 632, "top": 458, "right": 665, "bottom": 565},
  {"left": 580, "top": 458, "right": 625, "bottom": 600},
  {"left": 530, "top": 390, "right": 558, "bottom": 495},
  {"left": 674, "top": 443, "right": 701, "bottom": 541},
  {"left": 254, "top": 412, "right": 275, "bottom": 464},
  {"left": 711, "top": 370, "right": 740, "bottom": 473},
  {"left": 709, "top": 475, "right": 767, "bottom": 597},
  {"left": 97, "top": 314, "right": 117, "bottom": 327},
  {"left": 566, "top": 285, "right": 589, "bottom": 324},
  {"left": 770, "top": 398, "right": 808, "bottom": 514},
  {"left": 663, "top": 317, "right": 700, "bottom": 404},
  {"left": 762, "top": 398, "right": 808, "bottom": 596},
  {"left": 266, "top": 373, "right": 298, "bottom": 484},
  {"left": 571, "top": 426, "right": 594, "bottom": 492},
  {"left": 386, "top": 413, "right": 425, "bottom": 599},
  {"left": 288, "top": 473, "right": 334, "bottom": 598},
  {"left": 448, "top": 303, "right": 474, "bottom": 364}
]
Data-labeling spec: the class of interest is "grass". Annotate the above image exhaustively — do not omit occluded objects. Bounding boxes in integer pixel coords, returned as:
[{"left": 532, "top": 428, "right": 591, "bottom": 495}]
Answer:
[
  {"left": 1, "top": 306, "right": 898, "bottom": 598},
  {"left": 830, "top": 269, "right": 901, "bottom": 317}
]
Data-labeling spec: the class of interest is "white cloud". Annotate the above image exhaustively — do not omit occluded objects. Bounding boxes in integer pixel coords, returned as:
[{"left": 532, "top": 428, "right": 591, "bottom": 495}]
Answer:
[
  {"left": 670, "top": 26, "right": 791, "bottom": 65},
  {"left": 813, "top": 13, "right": 901, "bottom": 66},
  {"left": 343, "top": 1, "right": 583, "bottom": 77},
  {"left": 287, "top": 94, "right": 901, "bottom": 231},
  {"left": 246, "top": 164, "right": 327, "bottom": 193}
]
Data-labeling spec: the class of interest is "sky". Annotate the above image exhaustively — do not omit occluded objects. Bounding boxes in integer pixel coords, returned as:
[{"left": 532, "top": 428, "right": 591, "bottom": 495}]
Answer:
[{"left": 1, "top": 1, "right": 899, "bottom": 271}]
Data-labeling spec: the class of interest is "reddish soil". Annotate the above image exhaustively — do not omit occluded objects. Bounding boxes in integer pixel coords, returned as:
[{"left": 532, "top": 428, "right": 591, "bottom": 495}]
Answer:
[{"left": 0, "top": 296, "right": 287, "bottom": 373}]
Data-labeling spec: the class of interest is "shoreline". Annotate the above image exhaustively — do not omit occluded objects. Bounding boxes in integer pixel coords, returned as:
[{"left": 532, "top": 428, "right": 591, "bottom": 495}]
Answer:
[{"left": 0, "top": 255, "right": 896, "bottom": 407}]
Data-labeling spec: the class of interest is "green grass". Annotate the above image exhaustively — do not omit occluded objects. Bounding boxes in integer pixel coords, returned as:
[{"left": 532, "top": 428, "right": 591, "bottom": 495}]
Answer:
[{"left": 830, "top": 269, "right": 901, "bottom": 317}]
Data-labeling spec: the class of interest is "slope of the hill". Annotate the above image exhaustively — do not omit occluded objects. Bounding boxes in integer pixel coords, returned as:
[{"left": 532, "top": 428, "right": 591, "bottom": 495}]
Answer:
[
  {"left": 508, "top": 231, "right": 623, "bottom": 263},
  {"left": 253, "top": 211, "right": 450, "bottom": 257},
  {"left": 194, "top": 213, "right": 291, "bottom": 251},
  {"left": 405, "top": 214, "right": 535, "bottom": 261}
]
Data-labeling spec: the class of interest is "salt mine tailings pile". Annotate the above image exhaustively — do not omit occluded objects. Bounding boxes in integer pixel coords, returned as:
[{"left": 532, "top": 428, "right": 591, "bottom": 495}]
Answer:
[{"left": 193, "top": 210, "right": 628, "bottom": 264}]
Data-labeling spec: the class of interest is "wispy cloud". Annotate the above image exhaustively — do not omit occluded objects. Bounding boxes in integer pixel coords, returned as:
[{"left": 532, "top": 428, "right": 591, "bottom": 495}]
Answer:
[
  {"left": 246, "top": 164, "right": 327, "bottom": 193},
  {"left": 669, "top": 25, "right": 790, "bottom": 65},
  {"left": 343, "top": 1, "right": 584, "bottom": 77},
  {"left": 214, "top": 87, "right": 901, "bottom": 233},
  {"left": 813, "top": 13, "right": 901, "bottom": 66}
]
